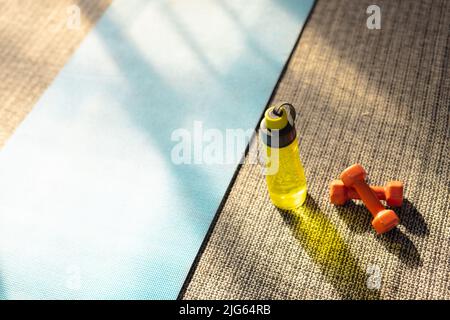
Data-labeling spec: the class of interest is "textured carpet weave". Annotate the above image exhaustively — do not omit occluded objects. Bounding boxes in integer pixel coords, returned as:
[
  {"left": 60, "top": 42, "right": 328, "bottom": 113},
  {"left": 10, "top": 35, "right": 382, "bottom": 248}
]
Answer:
[
  {"left": 183, "top": 0, "right": 450, "bottom": 299},
  {"left": 0, "top": 0, "right": 111, "bottom": 147}
]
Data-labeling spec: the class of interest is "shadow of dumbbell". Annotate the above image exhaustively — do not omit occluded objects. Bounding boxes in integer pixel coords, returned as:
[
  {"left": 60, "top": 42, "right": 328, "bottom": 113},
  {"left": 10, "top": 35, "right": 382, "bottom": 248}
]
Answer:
[
  {"left": 334, "top": 199, "right": 423, "bottom": 268},
  {"left": 388, "top": 199, "right": 429, "bottom": 237},
  {"left": 375, "top": 228, "right": 422, "bottom": 268},
  {"left": 335, "top": 198, "right": 428, "bottom": 238}
]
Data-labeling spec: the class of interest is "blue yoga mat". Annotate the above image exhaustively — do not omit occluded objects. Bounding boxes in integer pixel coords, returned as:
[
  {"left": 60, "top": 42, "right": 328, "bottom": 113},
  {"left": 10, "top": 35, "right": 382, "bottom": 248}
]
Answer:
[{"left": 0, "top": 0, "right": 314, "bottom": 299}]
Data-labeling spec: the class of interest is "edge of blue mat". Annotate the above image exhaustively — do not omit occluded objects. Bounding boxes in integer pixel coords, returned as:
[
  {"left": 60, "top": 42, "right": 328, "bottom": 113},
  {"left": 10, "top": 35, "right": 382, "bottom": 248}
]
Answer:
[{"left": 177, "top": 0, "right": 318, "bottom": 300}]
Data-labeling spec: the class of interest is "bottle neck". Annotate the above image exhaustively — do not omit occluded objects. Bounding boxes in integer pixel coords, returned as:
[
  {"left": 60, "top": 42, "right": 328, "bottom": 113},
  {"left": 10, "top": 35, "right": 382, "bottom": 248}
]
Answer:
[{"left": 260, "top": 120, "right": 297, "bottom": 148}]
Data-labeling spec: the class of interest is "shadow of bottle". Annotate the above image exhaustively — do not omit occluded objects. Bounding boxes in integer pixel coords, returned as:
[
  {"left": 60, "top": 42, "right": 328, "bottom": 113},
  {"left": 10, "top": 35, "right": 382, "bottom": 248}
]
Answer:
[{"left": 279, "top": 195, "right": 380, "bottom": 300}]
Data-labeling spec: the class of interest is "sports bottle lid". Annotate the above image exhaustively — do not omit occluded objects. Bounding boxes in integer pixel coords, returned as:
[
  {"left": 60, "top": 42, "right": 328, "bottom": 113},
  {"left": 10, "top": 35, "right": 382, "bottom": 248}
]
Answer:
[
  {"left": 264, "top": 106, "right": 289, "bottom": 130},
  {"left": 260, "top": 103, "right": 297, "bottom": 148}
]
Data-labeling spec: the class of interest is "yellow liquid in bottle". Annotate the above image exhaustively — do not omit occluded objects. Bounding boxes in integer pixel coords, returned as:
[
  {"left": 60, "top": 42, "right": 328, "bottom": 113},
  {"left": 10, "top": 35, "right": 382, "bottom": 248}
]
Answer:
[{"left": 265, "top": 137, "right": 307, "bottom": 209}]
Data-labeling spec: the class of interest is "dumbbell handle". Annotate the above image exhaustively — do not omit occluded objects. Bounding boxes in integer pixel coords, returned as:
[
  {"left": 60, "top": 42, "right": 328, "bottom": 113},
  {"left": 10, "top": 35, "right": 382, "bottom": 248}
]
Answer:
[
  {"left": 347, "top": 186, "right": 386, "bottom": 200},
  {"left": 351, "top": 180, "right": 386, "bottom": 218}
]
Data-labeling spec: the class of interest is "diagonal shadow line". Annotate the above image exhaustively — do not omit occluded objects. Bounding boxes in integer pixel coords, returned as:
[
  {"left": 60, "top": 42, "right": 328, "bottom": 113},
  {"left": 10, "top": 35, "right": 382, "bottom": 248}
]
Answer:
[
  {"left": 299, "top": 0, "right": 450, "bottom": 182},
  {"left": 79, "top": 0, "right": 284, "bottom": 106},
  {"left": 74, "top": 0, "right": 288, "bottom": 219},
  {"left": 159, "top": 0, "right": 222, "bottom": 78},
  {"left": 215, "top": 0, "right": 281, "bottom": 71}
]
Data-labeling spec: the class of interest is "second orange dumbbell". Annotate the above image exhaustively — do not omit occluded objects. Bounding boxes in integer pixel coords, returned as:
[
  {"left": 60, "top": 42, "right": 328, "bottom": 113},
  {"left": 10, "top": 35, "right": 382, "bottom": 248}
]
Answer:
[
  {"left": 330, "top": 180, "right": 403, "bottom": 207},
  {"left": 340, "top": 164, "right": 400, "bottom": 234}
]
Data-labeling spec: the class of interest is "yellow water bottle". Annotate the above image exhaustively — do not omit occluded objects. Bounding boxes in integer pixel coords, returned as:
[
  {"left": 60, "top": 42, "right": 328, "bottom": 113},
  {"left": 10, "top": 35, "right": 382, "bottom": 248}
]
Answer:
[{"left": 260, "top": 102, "right": 307, "bottom": 209}]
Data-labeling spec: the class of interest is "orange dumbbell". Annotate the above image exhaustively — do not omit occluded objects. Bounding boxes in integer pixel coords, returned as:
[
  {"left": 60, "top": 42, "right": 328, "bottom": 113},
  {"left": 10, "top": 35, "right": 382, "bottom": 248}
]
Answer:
[
  {"left": 340, "top": 164, "right": 400, "bottom": 234},
  {"left": 330, "top": 180, "right": 403, "bottom": 207}
]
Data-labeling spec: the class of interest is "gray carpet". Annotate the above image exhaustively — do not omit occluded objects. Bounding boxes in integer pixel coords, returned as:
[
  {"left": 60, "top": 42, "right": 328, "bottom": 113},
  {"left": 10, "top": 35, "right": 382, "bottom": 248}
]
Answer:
[{"left": 182, "top": 0, "right": 450, "bottom": 299}]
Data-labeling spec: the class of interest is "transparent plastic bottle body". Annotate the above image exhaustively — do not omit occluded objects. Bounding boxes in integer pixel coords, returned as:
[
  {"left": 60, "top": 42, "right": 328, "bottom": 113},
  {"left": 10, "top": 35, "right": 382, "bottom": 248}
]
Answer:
[{"left": 264, "top": 137, "right": 307, "bottom": 209}]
